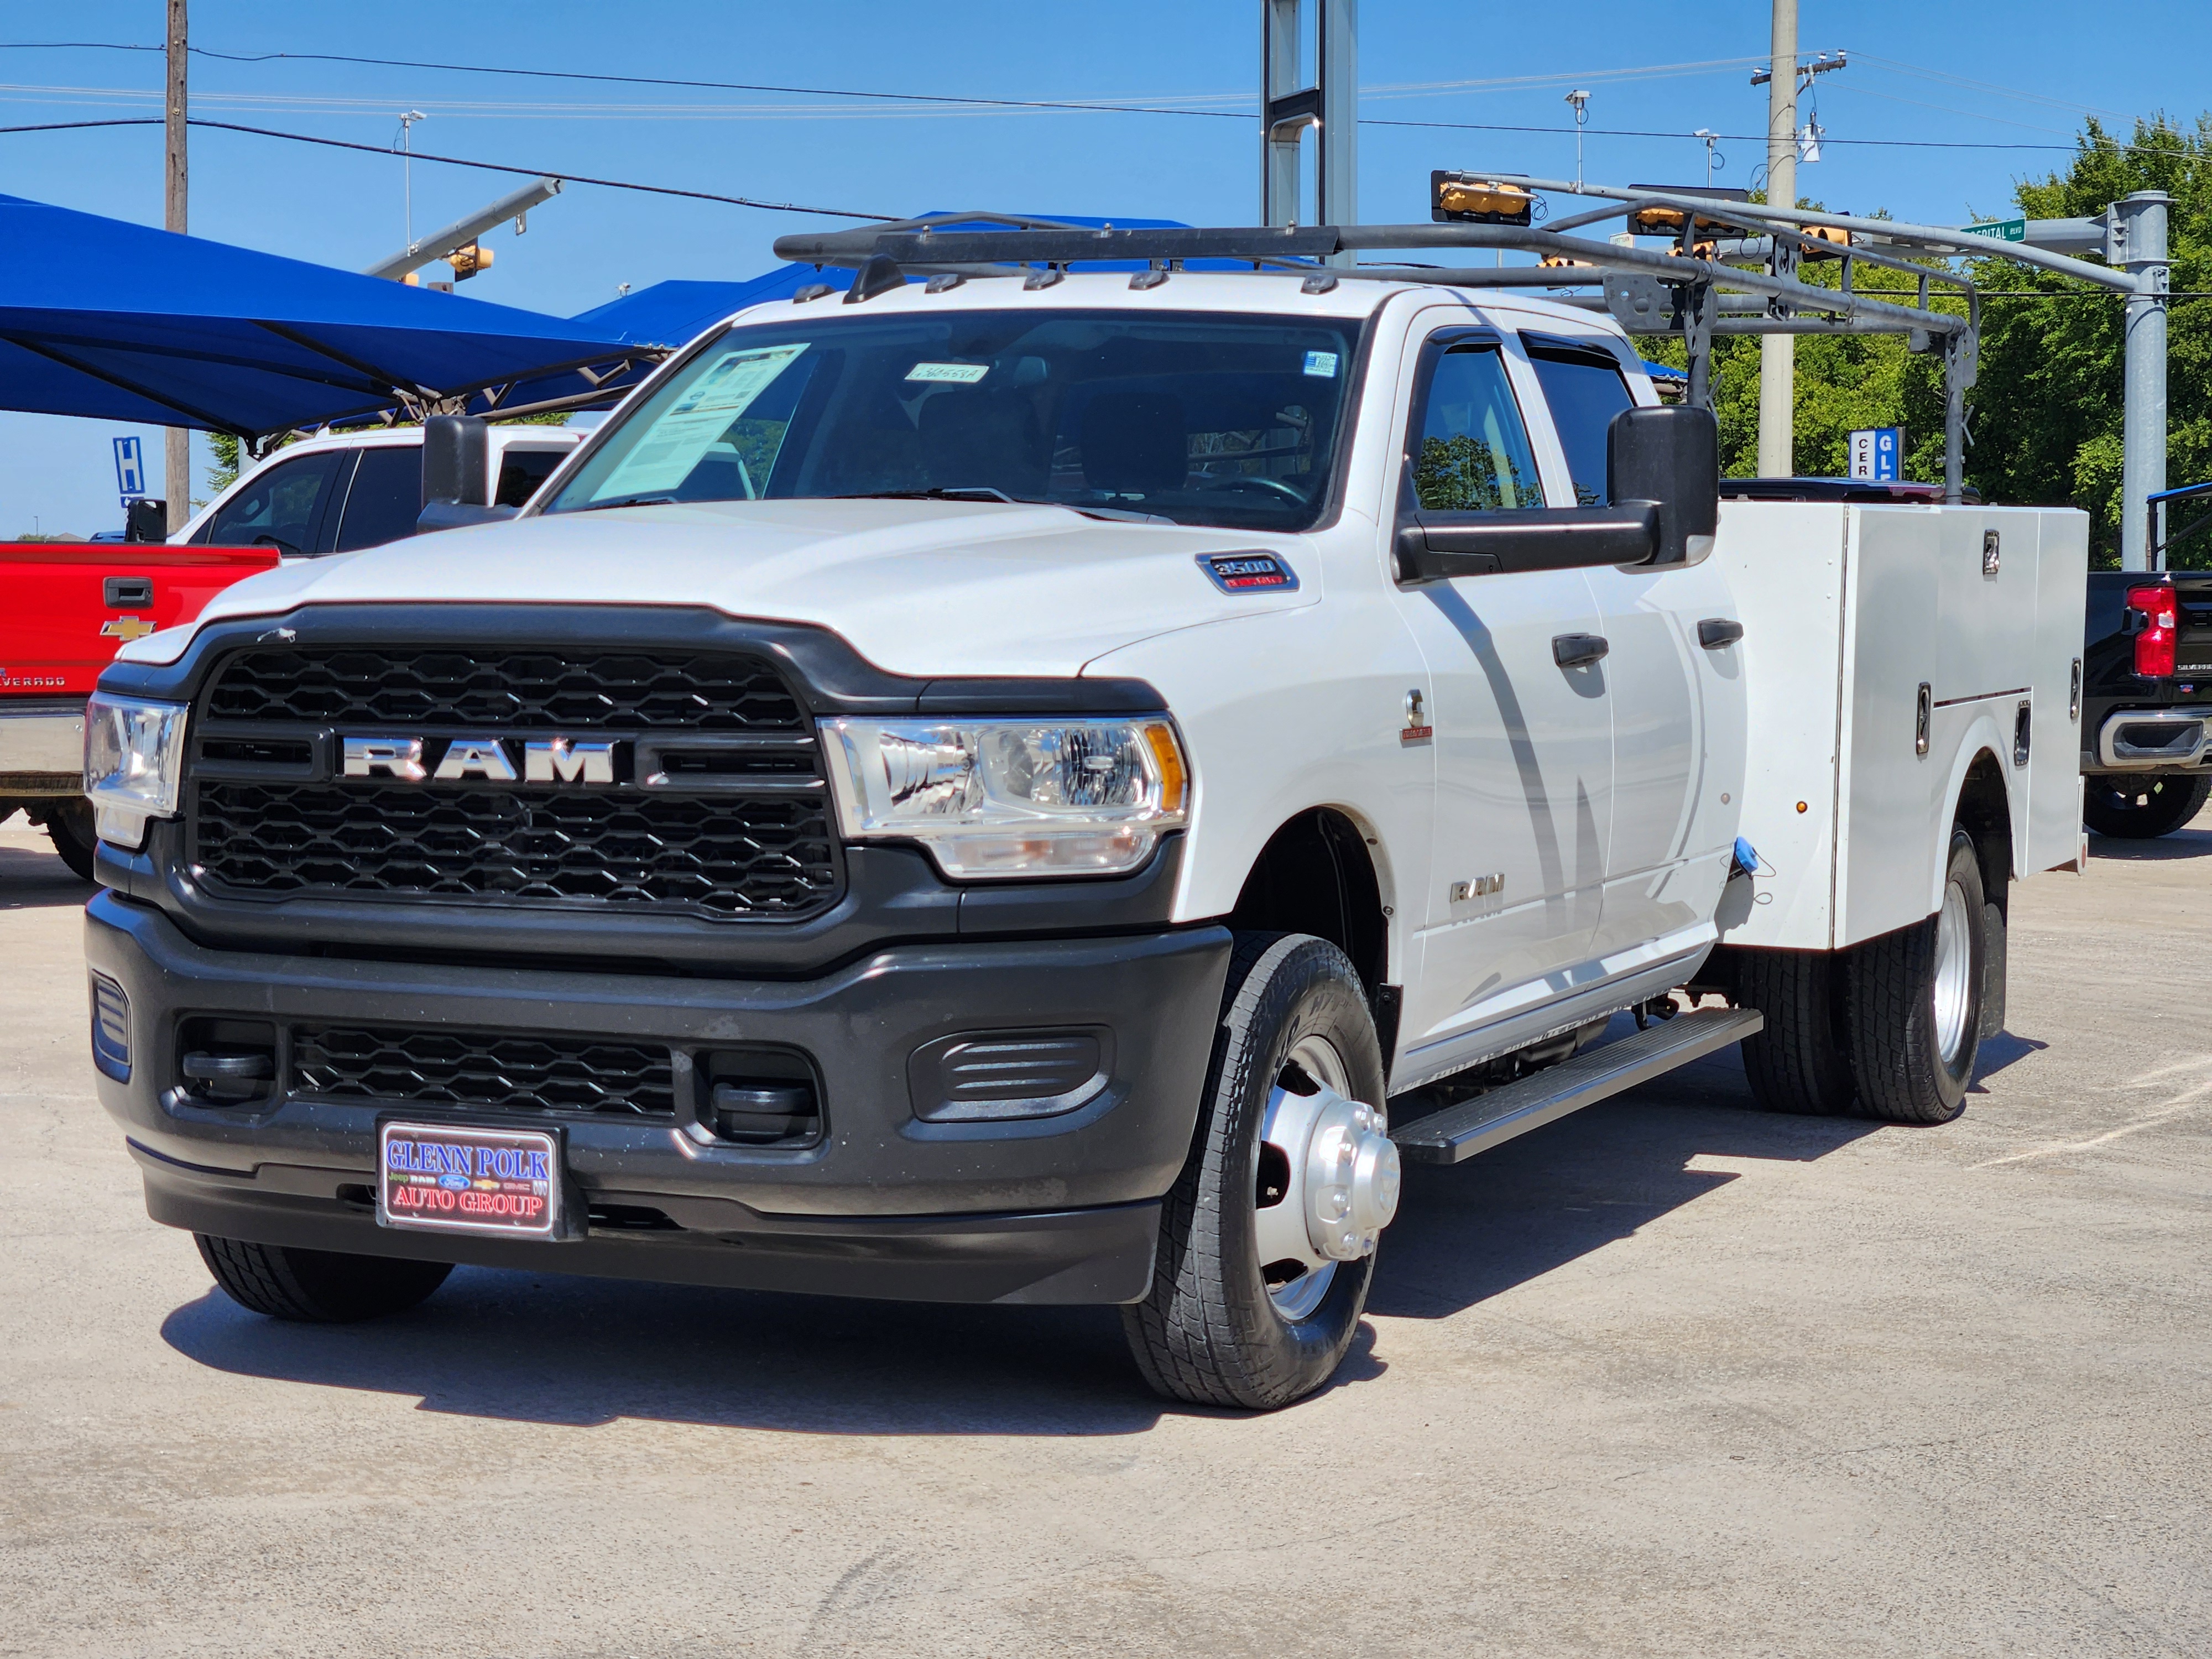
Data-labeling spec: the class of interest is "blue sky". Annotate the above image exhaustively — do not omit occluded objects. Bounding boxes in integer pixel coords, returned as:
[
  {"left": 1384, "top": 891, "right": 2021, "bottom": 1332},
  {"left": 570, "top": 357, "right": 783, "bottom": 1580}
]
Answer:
[{"left": 3, "top": 0, "right": 2206, "bottom": 534}]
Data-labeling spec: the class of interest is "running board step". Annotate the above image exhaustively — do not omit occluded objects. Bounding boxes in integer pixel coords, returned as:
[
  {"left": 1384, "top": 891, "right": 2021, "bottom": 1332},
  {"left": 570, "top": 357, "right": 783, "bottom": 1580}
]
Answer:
[{"left": 1388, "top": 1008, "right": 1764, "bottom": 1166}]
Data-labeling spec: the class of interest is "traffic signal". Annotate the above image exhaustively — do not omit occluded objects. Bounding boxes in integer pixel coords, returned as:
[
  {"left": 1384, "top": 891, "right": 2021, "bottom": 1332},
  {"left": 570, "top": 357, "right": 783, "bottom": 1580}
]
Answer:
[
  {"left": 1431, "top": 173, "right": 1535, "bottom": 226},
  {"left": 448, "top": 243, "right": 494, "bottom": 280}
]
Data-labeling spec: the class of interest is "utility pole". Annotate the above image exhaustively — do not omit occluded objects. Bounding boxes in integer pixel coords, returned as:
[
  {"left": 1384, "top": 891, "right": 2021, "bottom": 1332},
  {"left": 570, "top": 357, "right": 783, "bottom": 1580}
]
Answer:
[
  {"left": 1757, "top": 0, "right": 1796, "bottom": 479},
  {"left": 163, "top": 0, "right": 189, "bottom": 535},
  {"left": 1565, "top": 90, "right": 1591, "bottom": 189}
]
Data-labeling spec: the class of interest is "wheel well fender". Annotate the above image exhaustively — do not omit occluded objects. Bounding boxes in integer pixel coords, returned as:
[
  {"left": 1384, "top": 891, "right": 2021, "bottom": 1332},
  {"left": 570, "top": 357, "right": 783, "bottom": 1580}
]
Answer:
[
  {"left": 1227, "top": 807, "right": 1391, "bottom": 1003},
  {"left": 1948, "top": 744, "right": 2016, "bottom": 916}
]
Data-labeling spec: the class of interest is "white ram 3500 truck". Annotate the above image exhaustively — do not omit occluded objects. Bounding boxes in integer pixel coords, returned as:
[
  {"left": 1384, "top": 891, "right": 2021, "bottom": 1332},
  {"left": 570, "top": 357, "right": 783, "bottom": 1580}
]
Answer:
[{"left": 82, "top": 265, "right": 2084, "bottom": 1408}]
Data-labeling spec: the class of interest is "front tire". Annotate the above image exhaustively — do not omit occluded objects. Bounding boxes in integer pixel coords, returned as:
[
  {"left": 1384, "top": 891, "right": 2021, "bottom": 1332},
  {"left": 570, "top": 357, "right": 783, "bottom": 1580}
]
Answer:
[
  {"left": 2083, "top": 773, "right": 2210, "bottom": 839},
  {"left": 196, "top": 1234, "right": 452, "bottom": 1322},
  {"left": 1844, "top": 830, "right": 1986, "bottom": 1124},
  {"left": 1123, "top": 933, "right": 1392, "bottom": 1410}
]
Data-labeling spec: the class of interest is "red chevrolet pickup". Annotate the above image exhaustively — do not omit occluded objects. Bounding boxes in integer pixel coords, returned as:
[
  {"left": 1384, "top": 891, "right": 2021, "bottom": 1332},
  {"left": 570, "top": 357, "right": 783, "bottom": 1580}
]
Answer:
[{"left": 2, "top": 544, "right": 278, "bottom": 876}]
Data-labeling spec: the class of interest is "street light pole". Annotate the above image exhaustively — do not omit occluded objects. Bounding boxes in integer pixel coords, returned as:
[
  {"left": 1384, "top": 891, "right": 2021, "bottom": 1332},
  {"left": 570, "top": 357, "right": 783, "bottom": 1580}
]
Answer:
[
  {"left": 163, "top": 0, "right": 189, "bottom": 536},
  {"left": 1757, "top": 0, "right": 1797, "bottom": 479}
]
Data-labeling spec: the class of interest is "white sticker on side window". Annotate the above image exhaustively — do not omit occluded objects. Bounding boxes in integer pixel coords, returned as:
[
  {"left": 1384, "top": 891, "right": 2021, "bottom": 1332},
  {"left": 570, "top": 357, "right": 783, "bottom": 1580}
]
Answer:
[
  {"left": 905, "top": 362, "right": 991, "bottom": 384},
  {"left": 588, "top": 343, "right": 807, "bottom": 500},
  {"left": 1303, "top": 351, "right": 1339, "bottom": 378}
]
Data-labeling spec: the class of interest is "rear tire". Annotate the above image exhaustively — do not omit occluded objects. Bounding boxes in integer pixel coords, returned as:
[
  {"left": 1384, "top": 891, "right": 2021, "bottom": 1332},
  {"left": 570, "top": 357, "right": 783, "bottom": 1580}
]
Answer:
[
  {"left": 2083, "top": 773, "right": 2210, "bottom": 839},
  {"left": 1122, "top": 933, "right": 1388, "bottom": 1411},
  {"left": 1736, "top": 947, "right": 1857, "bottom": 1115},
  {"left": 1844, "top": 830, "right": 1986, "bottom": 1125},
  {"left": 195, "top": 1234, "right": 452, "bottom": 1322},
  {"left": 34, "top": 800, "right": 96, "bottom": 882}
]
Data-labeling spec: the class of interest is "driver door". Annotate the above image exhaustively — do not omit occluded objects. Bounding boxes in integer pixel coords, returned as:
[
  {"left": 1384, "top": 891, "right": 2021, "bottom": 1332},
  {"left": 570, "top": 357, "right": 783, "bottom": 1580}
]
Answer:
[{"left": 1389, "top": 326, "right": 1613, "bottom": 1064}]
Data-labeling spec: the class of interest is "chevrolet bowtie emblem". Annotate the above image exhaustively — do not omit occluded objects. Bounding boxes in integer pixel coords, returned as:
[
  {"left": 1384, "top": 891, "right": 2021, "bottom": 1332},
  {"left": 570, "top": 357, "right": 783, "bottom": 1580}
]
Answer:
[{"left": 100, "top": 615, "right": 157, "bottom": 642}]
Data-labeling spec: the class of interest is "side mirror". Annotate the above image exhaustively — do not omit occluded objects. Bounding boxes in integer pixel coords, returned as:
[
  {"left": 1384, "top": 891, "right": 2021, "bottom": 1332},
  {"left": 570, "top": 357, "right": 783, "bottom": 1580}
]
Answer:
[
  {"left": 422, "top": 414, "right": 493, "bottom": 509},
  {"left": 1608, "top": 404, "right": 1718, "bottom": 565},
  {"left": 123, "top": 498, "right": 168, "bottom": 542}
]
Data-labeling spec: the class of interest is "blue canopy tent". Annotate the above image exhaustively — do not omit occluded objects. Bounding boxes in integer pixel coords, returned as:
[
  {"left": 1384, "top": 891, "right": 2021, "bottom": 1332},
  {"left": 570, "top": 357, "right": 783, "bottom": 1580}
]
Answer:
[{"left": 0, "top": 191, "right": 659, "bottom": 445}]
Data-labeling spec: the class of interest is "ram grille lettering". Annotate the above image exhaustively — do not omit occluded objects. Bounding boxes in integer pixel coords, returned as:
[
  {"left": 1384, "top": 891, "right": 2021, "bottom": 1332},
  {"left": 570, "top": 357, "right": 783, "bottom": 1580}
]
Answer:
[
  {"left": 342, "top": 734, "right": 620, "bottom": 786},
  {"left": 434, "top": 738, "right": 520, "bottom": 781},
  {"left": 341, "top": 737, "right": 426, "bottom": 780},
  {"left": 524, "top": 738, "right": 617, "bottom": 784}
]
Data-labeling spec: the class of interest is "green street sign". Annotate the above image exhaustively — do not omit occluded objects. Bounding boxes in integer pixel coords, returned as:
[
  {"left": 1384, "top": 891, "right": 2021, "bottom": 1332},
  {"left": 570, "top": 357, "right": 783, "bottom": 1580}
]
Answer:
[{"left": 1963, "top": 218, "right": 2026, "bottom": 242}]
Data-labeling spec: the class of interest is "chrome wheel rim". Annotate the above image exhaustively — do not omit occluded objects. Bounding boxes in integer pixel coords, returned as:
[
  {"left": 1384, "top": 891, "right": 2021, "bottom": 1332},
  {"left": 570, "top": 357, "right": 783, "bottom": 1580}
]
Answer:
[
  {"left": 1262, "top": 1036, "right": 1348, "bottom": 1321},
  {"left": 1933, "top": 878, "right": 1974, "bottom": 1068},
  {"left": 1254, "top": 1034, "right": 1401, "bottom": 1323}
]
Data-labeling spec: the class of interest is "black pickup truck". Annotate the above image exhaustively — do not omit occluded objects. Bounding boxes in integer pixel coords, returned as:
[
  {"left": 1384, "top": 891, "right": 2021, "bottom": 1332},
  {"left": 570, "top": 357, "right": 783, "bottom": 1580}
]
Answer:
[{"left": 2079, "top": 488, "right": 2212, "bottom": 837}]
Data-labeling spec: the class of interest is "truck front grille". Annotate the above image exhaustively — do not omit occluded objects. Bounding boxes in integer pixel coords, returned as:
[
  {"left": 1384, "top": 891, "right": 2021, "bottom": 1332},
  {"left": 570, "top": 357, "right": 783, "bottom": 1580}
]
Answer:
[
  {"left": 205, "top": 646, "right": 806, "bottom": 731},
  {"left": 292, "top": 1024, "right": 676, "bottom": 1117},
  {"left": 193, "top": 780, "right": 837, "bottom": 915},
  {"left": 185, "top": 645, "right": 841, "bottom": 921}
]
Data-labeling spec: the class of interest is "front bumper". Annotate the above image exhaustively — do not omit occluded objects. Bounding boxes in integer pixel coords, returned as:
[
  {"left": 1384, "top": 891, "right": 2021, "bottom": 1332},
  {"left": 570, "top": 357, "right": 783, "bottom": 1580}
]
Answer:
[
  {"left": 0, "top": 698, "right": 84, "bottom": 796},
  {"left": 2091, "top": 704, "right": 2212, "bottom": 771},
  {"left": 86, "top": 891, "right": 1232, "bottom": 1304}
]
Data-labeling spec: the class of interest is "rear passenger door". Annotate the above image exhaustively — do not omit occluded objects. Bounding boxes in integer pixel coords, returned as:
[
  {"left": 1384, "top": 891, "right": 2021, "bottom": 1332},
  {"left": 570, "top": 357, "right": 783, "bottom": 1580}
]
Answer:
[
  {"left": 1389, "top": 325, "right": 1611, "bottom": 1063},
  {"left": 1522, "top": 332, "right": 1721, "bottom": 960},
  {"left": 332, "top": 445, "right": 423, "bottom": 552}
]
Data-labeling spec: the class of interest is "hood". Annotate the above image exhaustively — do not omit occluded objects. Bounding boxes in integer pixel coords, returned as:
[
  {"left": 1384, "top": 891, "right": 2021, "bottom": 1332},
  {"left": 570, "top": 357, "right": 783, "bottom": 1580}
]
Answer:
[{"left": 137, "top": 498, "right": 1322, "bottom": 677}]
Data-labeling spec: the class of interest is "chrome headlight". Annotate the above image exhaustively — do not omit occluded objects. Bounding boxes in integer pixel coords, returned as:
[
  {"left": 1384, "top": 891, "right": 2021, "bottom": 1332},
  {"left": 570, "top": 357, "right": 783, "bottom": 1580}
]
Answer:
[
  {"left": 822, "top": 716, "right": 1189, "bottom": 878},
  {"left": 84, "top": 694, "right": 190, "bottom": 851}
]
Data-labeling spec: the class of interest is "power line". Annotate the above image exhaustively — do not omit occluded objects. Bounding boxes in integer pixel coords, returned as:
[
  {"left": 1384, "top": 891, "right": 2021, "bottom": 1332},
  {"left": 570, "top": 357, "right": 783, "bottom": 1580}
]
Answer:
[
  {"left": 0, "top": 40, "right": 1252, "bottom": 119},
  {"left": 0, "top": 39, "right": 1776, "bottom": 116},
  {"left": 0, "top": 117, "right": 894, "bottom": 217},
  {"left": 0, "top": 36, "right": 2200, "bottom": 161}
]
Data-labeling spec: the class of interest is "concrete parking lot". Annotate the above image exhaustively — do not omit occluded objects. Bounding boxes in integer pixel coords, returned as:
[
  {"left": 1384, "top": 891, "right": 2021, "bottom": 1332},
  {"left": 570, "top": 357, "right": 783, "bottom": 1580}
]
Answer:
[{"left": 3, "top": 807, "right": 2208, "bottom": 1658}]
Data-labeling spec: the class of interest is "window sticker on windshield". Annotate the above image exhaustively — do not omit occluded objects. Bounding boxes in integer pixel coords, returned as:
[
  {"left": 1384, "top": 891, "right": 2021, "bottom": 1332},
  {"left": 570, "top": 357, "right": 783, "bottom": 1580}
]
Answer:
[
  {"left": 589, "top": 343, "right": 807, "bottom": 500},
  {"left": 1303, "top": 351, "right": 1339, "bottom": 378},
  {"left": 905, "top": 362, "right": 991, "bottom": 384}
]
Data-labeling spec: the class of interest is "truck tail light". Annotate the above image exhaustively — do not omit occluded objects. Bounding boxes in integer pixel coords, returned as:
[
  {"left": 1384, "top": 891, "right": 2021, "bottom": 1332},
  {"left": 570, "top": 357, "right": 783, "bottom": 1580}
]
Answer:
[{"left": 2128, "top": 582, "right": 2178, "bottom": 678}]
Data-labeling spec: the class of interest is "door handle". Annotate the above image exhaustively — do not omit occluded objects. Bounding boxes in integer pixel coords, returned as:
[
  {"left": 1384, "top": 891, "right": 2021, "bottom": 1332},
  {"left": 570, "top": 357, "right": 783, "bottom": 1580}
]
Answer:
[
  {"left": 1552, "top": 633, "right": 1609, "bottom": 668},
  {"left": 1697, "top": 617, "right": 1744, "bottom": 649}
]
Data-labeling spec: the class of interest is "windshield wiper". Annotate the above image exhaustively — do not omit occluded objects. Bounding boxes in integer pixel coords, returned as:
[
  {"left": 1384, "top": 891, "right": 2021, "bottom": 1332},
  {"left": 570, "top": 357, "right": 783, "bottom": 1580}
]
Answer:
[
  {"left": 569, "top": 493, "right": 679, "bottom": 513},
  {"left": 830, "top": 488, "right": 1170, "bottom": 523},
  {"left": 831, "top": 487, "right": 1022, "bottom": 504}
]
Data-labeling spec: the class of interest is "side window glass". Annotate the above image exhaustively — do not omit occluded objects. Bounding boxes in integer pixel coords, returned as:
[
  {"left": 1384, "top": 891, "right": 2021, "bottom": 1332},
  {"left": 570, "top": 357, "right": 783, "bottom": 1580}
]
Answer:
[
  {"left": 494, "top": 448, "right": 567, "bottom": 507},
  {"left": 335, "top": 446, "right": 425, "bottom": 552},
  {"left": 1525, "top": 343, "right": 1633, "bottom": 507},
  {"left": 200, "top": 451, "right": 346, "bottom": 555},
  {"left": 1407, "top": 343, "right": 1545, "bottom": 512}
]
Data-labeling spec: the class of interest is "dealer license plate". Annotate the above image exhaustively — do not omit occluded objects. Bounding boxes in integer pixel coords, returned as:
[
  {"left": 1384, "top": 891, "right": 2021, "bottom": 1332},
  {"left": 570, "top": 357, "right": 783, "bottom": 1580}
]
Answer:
[{"left": 378, "top": 1121, "right": 560, "bottom": 1239}]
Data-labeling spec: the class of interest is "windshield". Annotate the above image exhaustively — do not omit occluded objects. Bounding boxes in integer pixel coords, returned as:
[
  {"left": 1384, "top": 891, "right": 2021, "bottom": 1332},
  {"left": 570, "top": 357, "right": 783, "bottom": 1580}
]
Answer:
[{"left": 541, "top": 308, "right": 1363, "bottom": 531}]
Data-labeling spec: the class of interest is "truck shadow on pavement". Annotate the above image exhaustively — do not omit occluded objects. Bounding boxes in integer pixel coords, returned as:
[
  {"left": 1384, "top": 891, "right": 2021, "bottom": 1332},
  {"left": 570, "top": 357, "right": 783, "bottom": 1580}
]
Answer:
[
  {"left": 0, "top": 833, "right": 92, "bottom": 910},
  {"left": 158, "top": 1041, "right": 1972, "bottom": 1431},
  {"left": 2086, "top": 817, "right": 2212, "bottom": 862},
  {"left": 1369, "top": 1046, "right": 1882, "bottom": 1321}
]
